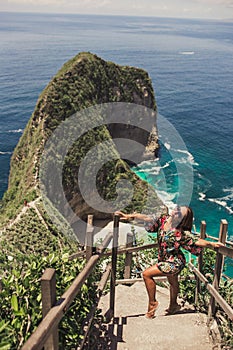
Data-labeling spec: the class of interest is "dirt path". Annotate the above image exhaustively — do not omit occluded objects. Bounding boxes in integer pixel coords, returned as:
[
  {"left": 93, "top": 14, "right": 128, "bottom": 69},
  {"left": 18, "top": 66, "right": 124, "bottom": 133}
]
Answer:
[{"left": 0, "top": 197, "right": 48, "bottom": 233}]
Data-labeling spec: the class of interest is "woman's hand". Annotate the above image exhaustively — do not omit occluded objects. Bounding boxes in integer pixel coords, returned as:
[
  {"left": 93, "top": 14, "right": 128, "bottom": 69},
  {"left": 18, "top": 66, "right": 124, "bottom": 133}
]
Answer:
[
  {"left": 114, "top": 211, "right": 152, "bottom": 222},
  {"left": 114, "top": 211, "right": 133, "bottom": 220},
  {"left": 196, "top": 239, "right": 225, "bottom": 249},
  {"left": 212, "top": 242, "right": 225, "bottom": 248}
]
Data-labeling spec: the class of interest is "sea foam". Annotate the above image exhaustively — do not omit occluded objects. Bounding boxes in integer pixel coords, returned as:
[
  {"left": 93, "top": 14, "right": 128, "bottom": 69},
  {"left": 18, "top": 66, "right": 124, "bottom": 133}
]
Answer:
[
  {"left": 0, "top": 151, "right": 12, "bottom": 155},
  {"left": 174, "top": 148, "right": 199, "bottom": 166},
  {"left": 198, "top": 192, "right": 206, "bottom": 201},
  {"left": 7, "top": 129, "right": 23, "bottom": 133},
  {"left": 179, "top": 51, "right": 195, "bottom": 55},
  {"left": 207, "top": 198, "right": 233, "bottom": 215}
]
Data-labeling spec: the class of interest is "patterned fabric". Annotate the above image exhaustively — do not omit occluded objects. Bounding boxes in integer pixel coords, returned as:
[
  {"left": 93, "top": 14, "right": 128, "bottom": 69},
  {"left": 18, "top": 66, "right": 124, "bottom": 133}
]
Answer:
[{"left": 144, "top": 215, "right": 202, "bottom": 274}]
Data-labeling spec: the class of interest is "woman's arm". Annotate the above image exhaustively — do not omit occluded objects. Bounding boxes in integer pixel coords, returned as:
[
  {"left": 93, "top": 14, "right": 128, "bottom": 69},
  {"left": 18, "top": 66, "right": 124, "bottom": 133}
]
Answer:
[
  {"left": 195, "top": 239, "right": 224, "bottom": 249},
  {"left": 114, "top": 211, "right": 153, "bottom": 222}
]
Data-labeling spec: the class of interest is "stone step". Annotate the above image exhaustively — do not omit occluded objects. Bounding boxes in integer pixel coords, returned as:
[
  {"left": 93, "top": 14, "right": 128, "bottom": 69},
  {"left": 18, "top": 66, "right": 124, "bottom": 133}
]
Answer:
[{"left": 98, "top": 282, "right": 214, "bottom": 350}]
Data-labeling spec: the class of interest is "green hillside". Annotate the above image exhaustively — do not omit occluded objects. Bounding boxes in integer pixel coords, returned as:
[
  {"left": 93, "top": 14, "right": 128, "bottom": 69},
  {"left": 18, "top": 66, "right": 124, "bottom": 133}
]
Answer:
[{"left": 1, "top": 52, "right": 161, "bottom": 227}]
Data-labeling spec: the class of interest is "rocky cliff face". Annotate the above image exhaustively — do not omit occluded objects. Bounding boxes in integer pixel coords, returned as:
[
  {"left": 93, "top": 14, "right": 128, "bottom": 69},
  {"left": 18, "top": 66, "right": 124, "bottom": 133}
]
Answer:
[{"left": 2, "top": 52, "right": 161, "bottom": 228}]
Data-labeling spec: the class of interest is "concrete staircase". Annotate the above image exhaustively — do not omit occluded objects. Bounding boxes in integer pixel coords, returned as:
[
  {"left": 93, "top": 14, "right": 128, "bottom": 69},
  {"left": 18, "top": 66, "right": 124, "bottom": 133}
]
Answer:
[{"left": 97, "top": 282, "right": 214, "bottom": 350}]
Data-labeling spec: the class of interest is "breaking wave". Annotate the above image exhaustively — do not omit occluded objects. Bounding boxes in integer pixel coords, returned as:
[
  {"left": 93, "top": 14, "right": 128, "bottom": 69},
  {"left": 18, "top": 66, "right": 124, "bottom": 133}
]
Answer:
[
  {"left": 7, "top": 129, "right": 23, "bottom": 133},
  {"left": 0, "top": 151, "right": 12, "bottom": 155},
  {"left": 179, "top": 51, "right": 195, "bottom": 55},
  {"left": 173, "top": 148, "right": 199, "bottom": 166}
]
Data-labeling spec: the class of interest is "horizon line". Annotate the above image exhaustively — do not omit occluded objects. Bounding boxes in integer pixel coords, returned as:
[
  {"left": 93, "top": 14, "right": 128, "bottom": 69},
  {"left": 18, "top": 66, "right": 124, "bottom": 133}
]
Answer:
[{"left": 0, "top": 10, "right": 233, "bottom": 23}]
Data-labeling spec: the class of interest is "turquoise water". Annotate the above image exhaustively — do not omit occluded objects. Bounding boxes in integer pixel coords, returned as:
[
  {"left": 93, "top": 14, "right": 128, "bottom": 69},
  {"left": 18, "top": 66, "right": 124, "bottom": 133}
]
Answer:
[{"left": 0, "top": 12, "right": 232, "bottom": 275}]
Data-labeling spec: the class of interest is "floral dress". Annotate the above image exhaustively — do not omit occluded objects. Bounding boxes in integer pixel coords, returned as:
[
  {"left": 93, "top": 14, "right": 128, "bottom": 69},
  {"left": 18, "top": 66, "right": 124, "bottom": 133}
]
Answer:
[{"left": 144, "top": 215, "right": 202, "bottom": 274}]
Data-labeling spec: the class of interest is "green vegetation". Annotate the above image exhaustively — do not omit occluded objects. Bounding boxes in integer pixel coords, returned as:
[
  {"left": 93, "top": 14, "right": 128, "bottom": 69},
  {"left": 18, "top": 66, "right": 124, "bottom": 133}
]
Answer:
[
  {"left": 0, "top": 203, "right": 109, "bottom": 349},
  {"left": 0, "top": 246, "right": 102, "bottom": 349}
]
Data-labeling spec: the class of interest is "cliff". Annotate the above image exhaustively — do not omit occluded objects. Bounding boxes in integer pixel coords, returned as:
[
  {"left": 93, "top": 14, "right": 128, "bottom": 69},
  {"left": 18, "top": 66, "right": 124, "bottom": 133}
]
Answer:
[{"left": 1, "top": 52, "right": 161, "bottom": 235}]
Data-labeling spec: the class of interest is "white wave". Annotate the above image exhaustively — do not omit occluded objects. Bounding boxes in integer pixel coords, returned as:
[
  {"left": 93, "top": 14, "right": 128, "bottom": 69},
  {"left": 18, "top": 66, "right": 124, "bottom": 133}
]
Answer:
[
  {"left": 138, "top": 166, "right": 161, "bottom": 175},
  {"left": 195, "top": 171, "right": 212, "bottom": 192},
  {"left": 173, "top": 149, "right": 199, "bottom": 166},
  {"left": 222, "top": 205, "right": 233, "bottom": 215},
  {"left": 222, "top": 187, "right": 233, "bottom": 200},
  {"left": 223, "top": 187, "right": 233, "bottom": 192},
  {"left": 207, "top": 188, "right": 233, "bottom": 214},
  {"left": 164, "top": 142, "right": 171, "bottom": 150},
  {"left": 8, "top": 129, "right": 23, "bottom": 133},
  {"left": 0, "top": 151, "right": 12, "bottom": 155},
  {"left": 135, "top": 160, "right": 172, "bottom": 176},
  {"left": 179, "top": 51, "right": 195, "bottom": 55},
  {"left": 149, "top": 166, "right": 162, "bottom": 174},
  {"left": 207, "top": 198, "right": 233, "bottom": 215},
  {"left": 208, "top": 198, "right": 227, "bottom": 207},
  {"left": 198, "top": 192, "right": 206, "bottom": 201},
  {"left": 134, "top": 159, "right": 159, "bottom": 167},
  {"left": 161, "top": 161, "right": 171, "bottom": 169},
  {"left": 175, "top": 157, "right": 194, "bottom": 165},
  {"left": 155, "top": 190, "right": 177, "bottom": 208}
]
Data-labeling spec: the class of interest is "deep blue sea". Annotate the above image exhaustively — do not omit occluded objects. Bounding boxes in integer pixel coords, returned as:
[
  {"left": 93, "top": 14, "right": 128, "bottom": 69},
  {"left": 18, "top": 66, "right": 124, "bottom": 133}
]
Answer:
[{"left": 0, "top": 12, "right": 233, "bottom": 275}]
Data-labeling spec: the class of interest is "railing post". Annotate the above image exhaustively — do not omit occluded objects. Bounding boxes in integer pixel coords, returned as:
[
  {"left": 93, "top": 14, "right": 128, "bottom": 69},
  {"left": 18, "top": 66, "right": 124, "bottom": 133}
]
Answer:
[
  {"left": 41, "top": 268, "right": 58, "bottom": 350},
  {"left": 195, "top": 221, "right": 206, "bottom": 304},
  {"left": 208, "top": 219, "right": 228, "bottom": 321},
  {"left": 109, "top": 214, "right": 119, "bottom": 320},
  {"left": 86, "top": 215, "right": 94, "bottom": 262},
  {"left": 124, "top": 232, "right": 134, "bottom": 279}
]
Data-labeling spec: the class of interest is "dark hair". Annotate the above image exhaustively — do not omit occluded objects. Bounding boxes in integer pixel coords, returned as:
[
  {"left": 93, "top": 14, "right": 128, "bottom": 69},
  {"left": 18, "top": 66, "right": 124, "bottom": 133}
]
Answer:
[{"left": 176, "top": 206, "right": 193, "bottom": 231}]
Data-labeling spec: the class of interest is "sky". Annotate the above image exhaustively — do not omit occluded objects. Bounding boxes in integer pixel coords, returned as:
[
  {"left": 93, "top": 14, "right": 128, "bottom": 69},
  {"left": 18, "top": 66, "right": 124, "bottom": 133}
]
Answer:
[{"left": 0, "top": 0, "right": 233, "bottom": 20}]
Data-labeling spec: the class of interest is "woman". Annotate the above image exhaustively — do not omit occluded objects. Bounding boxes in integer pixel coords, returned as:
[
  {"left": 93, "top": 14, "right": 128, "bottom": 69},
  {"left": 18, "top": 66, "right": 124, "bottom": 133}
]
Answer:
[{"left": 115, "top": 206, "right": 224, "bottom": 318}]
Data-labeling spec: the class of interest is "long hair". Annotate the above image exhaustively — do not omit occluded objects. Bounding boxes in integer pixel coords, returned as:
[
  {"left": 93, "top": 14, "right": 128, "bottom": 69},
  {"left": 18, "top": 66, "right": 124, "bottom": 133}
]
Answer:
[{"left": 176, "top": 206, "right": 193, "bottom": 231}]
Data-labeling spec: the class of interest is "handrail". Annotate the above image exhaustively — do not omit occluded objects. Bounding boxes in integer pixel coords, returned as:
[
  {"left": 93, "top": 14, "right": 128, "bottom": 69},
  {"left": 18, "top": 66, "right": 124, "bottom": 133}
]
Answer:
[
  {"left": 21, "top": 230, "right": 114, "bottom": 350},
  {"left": 96, "top": 231, "right": 113, "bottom": 252},
  {"left": 197, "top": 242, "right": 233, "bottom": 258},
  {"left": 205, "top": 234, "right": 233, "bottom": 247},
  {"left": 22, "top": 216, "right": 233, "bottom": 350},
  {"left": 217, "top": 245, "right": 233, "bottom": 259},
  {"left": 69, "top": 240, "right": 233, "bottom": 260},
  {"left": 189, "top": 262, "right": 233, "bottom": 321},
  {"left": 22, "top": 255, "right": 100, "bottom": 350},
  {"left": 77, "top": 263, "right": 112, "bottom": 350},
  {"left": 68, "top": 242, "right": 159, "bottom": 261}
]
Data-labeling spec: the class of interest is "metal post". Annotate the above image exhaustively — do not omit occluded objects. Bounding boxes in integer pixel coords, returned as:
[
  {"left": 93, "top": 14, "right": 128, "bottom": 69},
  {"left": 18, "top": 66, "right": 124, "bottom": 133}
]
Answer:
[{"left": 41, "top": 268, "right": 58, "bottom": 350}]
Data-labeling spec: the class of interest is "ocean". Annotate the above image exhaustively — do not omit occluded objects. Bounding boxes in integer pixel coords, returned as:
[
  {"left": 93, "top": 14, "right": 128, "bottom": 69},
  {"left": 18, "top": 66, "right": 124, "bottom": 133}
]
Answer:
[{"left": 0, "top": 12, "right": 232, "bottom": 276}]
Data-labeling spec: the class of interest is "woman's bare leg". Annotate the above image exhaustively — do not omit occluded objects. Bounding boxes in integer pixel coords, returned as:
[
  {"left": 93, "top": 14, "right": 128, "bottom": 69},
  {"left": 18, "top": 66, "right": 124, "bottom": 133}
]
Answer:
[
  {"left": 166, "top": 274, "right": 180, "bottom": 313},
  {"left": 142, "top": 265, "right": 165, "bottom": 316}
]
